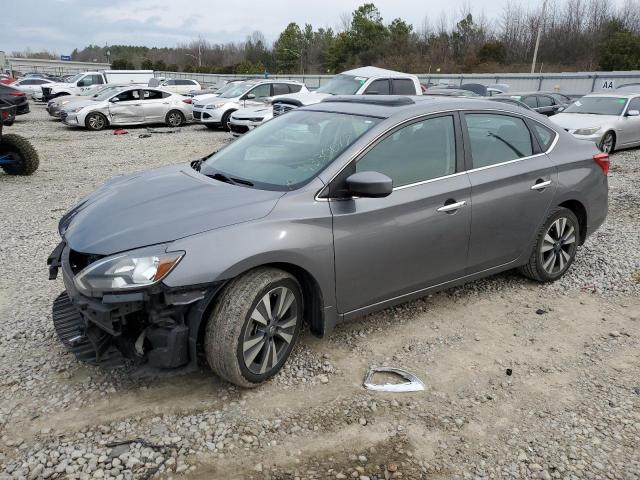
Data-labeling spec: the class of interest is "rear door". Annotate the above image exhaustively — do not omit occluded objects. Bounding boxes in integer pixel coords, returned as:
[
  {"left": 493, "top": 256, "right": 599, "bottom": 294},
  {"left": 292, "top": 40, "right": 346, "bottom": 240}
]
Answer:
[
  {"left": 140, "top": 89, "right": 170, "bottom": 123},
  {"left": 462, "top": 112, "right": 558, "bottom": 273},
  {"left": 331, "top": 113, "right": 471, "bottom": 314},
  {"left": 108, "top": 89, "right": 144, "bottom": 124}
]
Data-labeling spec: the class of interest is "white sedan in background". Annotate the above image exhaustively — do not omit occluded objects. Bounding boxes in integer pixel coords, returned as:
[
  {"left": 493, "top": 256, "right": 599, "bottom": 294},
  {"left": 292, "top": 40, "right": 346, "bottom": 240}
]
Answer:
[
  {"left": 60, "top": 87, "right": 193, "bottom": 130},
  {"left": 10, "top": 77, "right": 55, "bottom": 101},
  {"left": 228, "top": 103, "right": 274, "bottom": 137},
  {"left": 551, "top": 92, "right": 640, "bottom": 153}
]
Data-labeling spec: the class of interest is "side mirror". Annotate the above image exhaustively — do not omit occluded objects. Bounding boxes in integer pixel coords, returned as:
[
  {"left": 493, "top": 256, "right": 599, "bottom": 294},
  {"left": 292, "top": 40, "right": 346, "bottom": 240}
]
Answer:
[
  {"left": 345, "top": 171, "right": 393, "bottom": 198},
  {"left": 627, "top": 109, "right": 640, "bottom": 117},
  {"left": 245, "top": 93, "right": 256, "bottom": 100},
  {"left": 110, "top": 97, "right": 120, "bottom": 103}
]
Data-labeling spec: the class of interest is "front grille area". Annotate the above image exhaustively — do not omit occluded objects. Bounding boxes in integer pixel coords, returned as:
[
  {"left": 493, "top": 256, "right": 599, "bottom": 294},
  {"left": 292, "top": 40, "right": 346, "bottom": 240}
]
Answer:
[
  {"left": 193, "top": 111, "right": 202, "bottom": 120},
  {"left": 230, "top": 124, "right": 249, "bottom": 134},
  {"left": 273, "top": 103, "right": 297, "bottom": 117},
  {"left": 68, "top": 249, "right": 104, "bottom": 275},
  {"left": 60, "top": 111, "right": 68, "bottom": 122}
]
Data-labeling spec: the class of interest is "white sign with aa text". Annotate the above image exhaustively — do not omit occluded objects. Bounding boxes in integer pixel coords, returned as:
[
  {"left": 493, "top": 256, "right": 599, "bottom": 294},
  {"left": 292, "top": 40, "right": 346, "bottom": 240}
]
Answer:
[{"left": 601, "top": 80, "right": 615, "bottom": 89}]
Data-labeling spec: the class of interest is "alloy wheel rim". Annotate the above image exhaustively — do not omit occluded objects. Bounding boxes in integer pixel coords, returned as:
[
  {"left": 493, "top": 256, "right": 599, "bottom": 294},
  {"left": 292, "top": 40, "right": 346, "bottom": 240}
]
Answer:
[
  {"left": 242, "top": 286, "right": 298, "bottom": 375},
  {"left": 602, "top": 134, "right": 613, "bottom": 153},
  {"left": 89, "top": 115, "right": 104, "bottom": 129},
  {"left": 169, "top": 113, "right": 181, "bottom": 126},
  {"left": 541, "top": 217, "right": 576, "bottom": 275}
]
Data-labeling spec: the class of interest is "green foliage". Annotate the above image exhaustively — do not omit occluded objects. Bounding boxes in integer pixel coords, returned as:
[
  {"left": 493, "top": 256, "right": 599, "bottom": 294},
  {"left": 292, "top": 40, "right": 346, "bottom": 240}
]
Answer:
[
  {"left": 141, "top": 58, "right": 154, "bottom": 70},
  {"left": 275, "top": 23, "right": 304, "bottom": 72},
  {"left": 110, "top": 58, "right": 136, "bottom": 70},
  {"left": 478, "top": 41, "right": 506, "bottom": 64},
  {"left": 598, "top": 21, "right": 640, "bottom": 70}
]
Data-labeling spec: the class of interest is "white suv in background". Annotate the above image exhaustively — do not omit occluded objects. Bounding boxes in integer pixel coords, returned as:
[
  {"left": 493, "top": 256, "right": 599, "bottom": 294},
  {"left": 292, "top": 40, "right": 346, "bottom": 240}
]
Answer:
[
  {"left": 272, "top": 66, "right": 422, "bottom": 116},
  {"left": 192, "top": 79, "right": 308, "bottom": 130},
  {"left": 158, "top": 79, "right": 202, "bottom": 95}
]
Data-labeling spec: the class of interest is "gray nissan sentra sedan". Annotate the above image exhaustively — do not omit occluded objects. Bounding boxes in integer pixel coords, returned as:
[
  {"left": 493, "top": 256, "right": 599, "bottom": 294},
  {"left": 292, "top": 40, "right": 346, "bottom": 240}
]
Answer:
[{"left": 48, "top": 96, "right": 608, "bottom": 387}]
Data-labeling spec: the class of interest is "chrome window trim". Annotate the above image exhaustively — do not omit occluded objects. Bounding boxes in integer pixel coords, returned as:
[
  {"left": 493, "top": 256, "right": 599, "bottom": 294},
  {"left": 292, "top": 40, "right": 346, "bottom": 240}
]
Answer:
[{"left": 315, "top": 107, "right": 560, "bottom": 201}]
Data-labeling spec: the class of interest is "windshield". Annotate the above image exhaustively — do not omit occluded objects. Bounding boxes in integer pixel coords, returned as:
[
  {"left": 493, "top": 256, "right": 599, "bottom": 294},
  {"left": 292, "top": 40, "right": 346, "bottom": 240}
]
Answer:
[
  {"left": 84, "top": 85, "right": 116, "bottom": 97},
  {"left": 66, "top": 73, "right": 83, "bottom": 83},
  {"left": 218, "top": 82, "right": 256, "bottom": 98},
  {"left": 564, "top": 96, "right": 628, "bottom": 115},
  {"left": 216, "top": 81, "right": 240, "bottom": 95},
  {"left": 316, "top": 74, "right": 368, "bottom": 95},
  {"left": 201, "top": 110, "right": 380, "bottom": 190}
]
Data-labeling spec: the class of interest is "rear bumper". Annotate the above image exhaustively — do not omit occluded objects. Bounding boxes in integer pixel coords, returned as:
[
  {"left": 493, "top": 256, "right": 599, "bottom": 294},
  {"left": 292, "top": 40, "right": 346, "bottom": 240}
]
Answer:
[
  {"left": 49, "top": 243, "right": 221, "bottom": 370},
  {"left": 16, "top": 102, "right": 29, "bottom": 115}
]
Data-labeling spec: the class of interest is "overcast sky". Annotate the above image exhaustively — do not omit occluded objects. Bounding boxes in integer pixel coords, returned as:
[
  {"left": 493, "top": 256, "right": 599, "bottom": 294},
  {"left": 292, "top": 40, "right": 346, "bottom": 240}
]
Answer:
[{"left": 0, "top": 0, "right": 578, "bottom": 55}]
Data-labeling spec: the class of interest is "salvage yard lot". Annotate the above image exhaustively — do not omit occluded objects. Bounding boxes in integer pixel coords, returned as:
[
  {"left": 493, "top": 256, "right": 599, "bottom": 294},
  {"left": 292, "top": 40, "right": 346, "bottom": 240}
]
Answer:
[{"left": 1, "top": 105, "right": 639, "bottom": 479}]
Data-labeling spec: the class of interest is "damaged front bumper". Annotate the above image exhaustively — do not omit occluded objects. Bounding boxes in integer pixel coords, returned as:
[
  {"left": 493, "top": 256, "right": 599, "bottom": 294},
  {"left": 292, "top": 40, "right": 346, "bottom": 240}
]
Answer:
[{"left": 48, "top": 242, "right": 221, "bottom": 371}]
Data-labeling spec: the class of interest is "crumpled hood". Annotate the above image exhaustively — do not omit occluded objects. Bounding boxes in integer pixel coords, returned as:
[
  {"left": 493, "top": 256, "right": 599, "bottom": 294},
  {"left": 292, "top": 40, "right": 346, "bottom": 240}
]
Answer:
[
  {"left": 193, "top": 93, "right": 224, "bottom": 105},
  {"left": 60, "top": 164, "right": 284, "bottom": 255},
  {"left": 551, "top": 113, "right": 618, "bottom": 131},
  {"left": 275, "top": 91, "right": 332, "bottom": 106},
  {"left": 232, "top": 105, "right": 273, "bottom": 119}
]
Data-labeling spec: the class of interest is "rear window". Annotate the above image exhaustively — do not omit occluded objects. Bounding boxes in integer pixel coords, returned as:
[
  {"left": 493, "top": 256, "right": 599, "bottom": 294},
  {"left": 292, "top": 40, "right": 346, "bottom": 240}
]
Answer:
[{"left": 465, "top": 113, "right": 533, "bottom": 168}]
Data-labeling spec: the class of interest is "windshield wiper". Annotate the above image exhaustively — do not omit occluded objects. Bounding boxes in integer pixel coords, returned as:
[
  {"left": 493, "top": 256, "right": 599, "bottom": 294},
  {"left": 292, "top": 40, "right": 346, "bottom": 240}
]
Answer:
[{"left": 206, "top": 172, "right": 254, "bottom": 187}]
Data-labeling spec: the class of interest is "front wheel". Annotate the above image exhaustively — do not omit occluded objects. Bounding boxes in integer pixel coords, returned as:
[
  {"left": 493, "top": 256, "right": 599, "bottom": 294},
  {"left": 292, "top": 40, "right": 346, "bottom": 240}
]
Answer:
[
  {"left": 85, "top": 112, "right": 108, "bottom": 131},
  {"left": 0, "top": 133, "right": 39, "bottom": 175},
  {"left": 599, "top": 131, "right": 615, "bottom": 153},
  {"left": 519, "top": 207, "right": 580, "bottom": 282},
  {"left": 165, "top": 110, "right": 185, "bottom": 127},
  {"left": 221, "top": 110, "right": 234, "bottom": 131},
  {"left": 205, "top": 268, "right": 303, "bottom": 387}
]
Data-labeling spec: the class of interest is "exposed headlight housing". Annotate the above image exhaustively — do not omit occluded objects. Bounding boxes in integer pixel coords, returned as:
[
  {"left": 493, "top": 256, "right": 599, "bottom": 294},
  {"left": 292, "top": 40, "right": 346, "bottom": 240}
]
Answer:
[
  {"left": 74, "top": 245, "right": 184, "bottom": 295},
  {"left": 573, "top": 127, "right": 601, "bottom": 135}
]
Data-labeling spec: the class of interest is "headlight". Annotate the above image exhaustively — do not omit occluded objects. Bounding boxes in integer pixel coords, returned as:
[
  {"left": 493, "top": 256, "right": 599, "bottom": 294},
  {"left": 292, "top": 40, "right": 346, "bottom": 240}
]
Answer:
[
  {"left": 573, "top": 127, "right": 601, "bottom": 135},
  {"left": 206, "top": 103, "right": 226, "bottom": 110},
  {"left": 74, "top": 245, "right": 184, "bottom": 295},
  {"left": 66, "top": 106, "right": 84, "bottom": 113}
]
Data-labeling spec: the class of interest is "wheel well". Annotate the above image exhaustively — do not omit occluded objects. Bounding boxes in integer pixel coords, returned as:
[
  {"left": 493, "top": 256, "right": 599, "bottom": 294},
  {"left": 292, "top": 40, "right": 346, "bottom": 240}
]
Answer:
[{"left": 559, "top": 200, "right": 587, "bottom": 244}]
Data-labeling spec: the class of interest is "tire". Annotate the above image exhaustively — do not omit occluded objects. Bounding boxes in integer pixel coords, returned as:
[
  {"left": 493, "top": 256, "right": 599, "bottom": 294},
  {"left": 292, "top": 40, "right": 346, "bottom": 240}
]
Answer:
[
  {"left": 0, "top": 133, "right": 39, "bottom": 175},
  {"left": 599, "top": 131, "right": 615, "bottom": 153},
  {"left": 221, "top": 110, "right": 235, "bottom": 132},
  {"left": 165, "top": 110, "right": 185, "bottom": 127},
  {"left": 85, "top": 112, "right": 108, "bottom": 131},
  {"left": 518, "top": 207, "right": 580, "bottom": 282},
  {"left": 205, "top": 267, "right": 303, "bottom": 387}
]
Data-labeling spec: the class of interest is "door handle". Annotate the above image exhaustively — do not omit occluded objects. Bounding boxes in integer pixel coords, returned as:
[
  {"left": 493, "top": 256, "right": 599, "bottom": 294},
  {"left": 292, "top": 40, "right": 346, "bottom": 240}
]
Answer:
[
  {"left": 437, "top": 200, "right": 466, "bottom": 213},
  {"left": 531, "top": 180, "right": 552, "bottom": 190}
]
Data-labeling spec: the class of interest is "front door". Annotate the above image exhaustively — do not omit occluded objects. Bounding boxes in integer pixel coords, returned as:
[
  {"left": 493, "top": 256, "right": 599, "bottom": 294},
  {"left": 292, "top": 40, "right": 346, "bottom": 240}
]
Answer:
[
  {"left": 331, "top": 114, "right": 471, "bottom": 314},
  {"left": 462, "top": 112, "right": 558, "bottom": 273},
  {"left": 108, "top": 89, "right": 144, "bottom": 124},
  {"left": 618, "top": 97, "right": 640, "bottom": 147}
]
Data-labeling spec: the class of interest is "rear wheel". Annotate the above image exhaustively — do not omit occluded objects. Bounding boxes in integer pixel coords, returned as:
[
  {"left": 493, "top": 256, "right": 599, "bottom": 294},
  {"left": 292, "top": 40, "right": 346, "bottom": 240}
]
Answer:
[
  {"left": 205, "top": 267, "right": 303, "bottom": 387},
  {"left": 599, "top": 131, "right": 615, "bottom": 153},
  {"left": 0, "top": 133, "right": 39, "bottom": 175},
  {"left": 165, "top": 110, "right": 185, "bottom": 127},
  {"left": 85, "top": 112, "right": 108, "bottom": 131},
  {"left": 519, "top": 207, "right": 580, "bottom": 282}
]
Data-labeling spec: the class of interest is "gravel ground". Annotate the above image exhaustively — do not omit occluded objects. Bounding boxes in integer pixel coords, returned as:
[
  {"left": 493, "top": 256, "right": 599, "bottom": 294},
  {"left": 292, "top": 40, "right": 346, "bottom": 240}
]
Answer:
[{"left": 0, "top": 106, "right": 638, "bottom": 480}]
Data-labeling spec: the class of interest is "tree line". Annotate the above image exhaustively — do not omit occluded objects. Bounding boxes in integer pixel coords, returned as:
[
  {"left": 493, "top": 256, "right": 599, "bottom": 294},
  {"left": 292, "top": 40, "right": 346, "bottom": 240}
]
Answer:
[{"left": 12, "top": 0, "right": 640, "bottom": 74}]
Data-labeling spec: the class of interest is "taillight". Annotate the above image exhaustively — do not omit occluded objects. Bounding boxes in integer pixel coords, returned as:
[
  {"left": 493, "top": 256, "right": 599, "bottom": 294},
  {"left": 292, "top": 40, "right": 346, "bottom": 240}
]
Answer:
[
  {"left": 182, "top": 98, "right": 192, "bottom": 104},
  {"left": 10, "top": 91, "right": 25, "bottom": 97},
  {"left": 593, "top": 153, "right": 609, "bottom": 175}
]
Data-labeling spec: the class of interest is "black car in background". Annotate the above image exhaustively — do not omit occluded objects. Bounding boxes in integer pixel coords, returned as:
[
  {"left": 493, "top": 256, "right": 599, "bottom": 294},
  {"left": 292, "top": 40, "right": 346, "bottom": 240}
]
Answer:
[
  {"left": 496, "top": 92, "right": 570, "bottom": 116},
  {"left": 0, "top": 84, "right": 30, "bottom": 116}
]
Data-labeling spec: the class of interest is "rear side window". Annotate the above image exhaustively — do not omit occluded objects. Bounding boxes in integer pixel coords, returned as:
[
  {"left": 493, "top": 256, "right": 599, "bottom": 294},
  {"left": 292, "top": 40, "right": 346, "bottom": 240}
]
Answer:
[
  {"left": 523, "top": 96, "right": 538, "bottom": 108},
  {"left": 531, "top": 123, "right": 556, "bottom": 151},
  {"left": 364, "top": 79, "right": 390, "bottom": 95},
  {"left": 538, "top": 96, "right": 553, "bottom": 107},
  {"left": 273, "top": 84, "right": 289, "bottom": 96},
  {"left": 176, "top": 80, "right": 195, "bottom": 85},
  {"left": 465, "top": 113, "right": 533, "bottom": 168},
  {"left": 142, "top": 89, "right": 164, "bottom": 100},
  {"left": 356, "top": 115, "right": 456, "bottom": 187},
  {"left": 392, "top": 79, "right": 415, "bottom": 95},
  {"left": 288, "top": 84, "right": 303, "bottom": 93}
]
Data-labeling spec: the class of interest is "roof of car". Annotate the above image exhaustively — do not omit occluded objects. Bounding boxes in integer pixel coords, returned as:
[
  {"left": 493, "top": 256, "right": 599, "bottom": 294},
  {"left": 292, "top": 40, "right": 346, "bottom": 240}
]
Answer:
[
  {"left": 302, "top": 95, "right": 536, "bottom": 119},
  {"left": 245, "top": 78, "right": 305, "bottom": 85},
  {"left": 582, "top": 92, "right": 640, "bottom": 98},
  {"left": 341, "top": 66, "right": 416, "bottom": 78}
]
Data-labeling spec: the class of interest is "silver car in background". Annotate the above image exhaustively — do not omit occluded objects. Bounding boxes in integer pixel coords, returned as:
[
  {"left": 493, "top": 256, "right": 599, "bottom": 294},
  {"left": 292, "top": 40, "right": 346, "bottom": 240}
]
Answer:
[
  {"left": 49, "top": 96, "right": 608, "bottom": 387},
  {"left": 47, "top": 84, "right": 146, "bottom": 118},
  {"left": 60, "top": 87, "right": 193, "bottom": 130},
  {"left": 551, "top": 92, "right": 640, "bottom": 153}
]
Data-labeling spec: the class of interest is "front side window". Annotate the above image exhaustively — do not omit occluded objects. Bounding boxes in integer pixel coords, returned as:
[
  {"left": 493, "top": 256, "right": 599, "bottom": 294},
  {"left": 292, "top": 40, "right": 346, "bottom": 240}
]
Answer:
[
  {"left": 248, "top": 84, "right": 271, "bottom": 99},
  {"left": 465, "top": 113, "right": 533, "bottom": 168},
  {"left": 201, "top": 111, "right": 379, "bottom": 191},
  {"left": 112, "top": 90, "right": 141, "bottom": 102},
  {"left": 564, "top": 96, "right": 628, "bottom": 115},
  {"left": 356, "top": 116, "right": 456, "bottom": 187},
  {"left": 523, "top": 96, "right": 538, "bottom": 108},
  {"left": 364, "top": 79, "right": 390, "bottom": 95},
  {"left": 538, "top": 96, "right": 553, "bottom": 107},
  {"left": 316, "top": 74, "right": 368, "bottom": 95}
]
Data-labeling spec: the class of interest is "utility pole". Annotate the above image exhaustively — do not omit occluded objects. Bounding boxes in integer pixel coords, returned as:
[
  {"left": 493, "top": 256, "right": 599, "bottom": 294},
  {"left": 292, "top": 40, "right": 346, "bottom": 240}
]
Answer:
[{"left": 531, "top": 0, "right": 548, "bottom": 74}]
